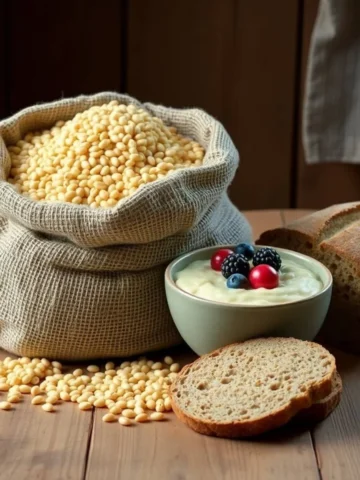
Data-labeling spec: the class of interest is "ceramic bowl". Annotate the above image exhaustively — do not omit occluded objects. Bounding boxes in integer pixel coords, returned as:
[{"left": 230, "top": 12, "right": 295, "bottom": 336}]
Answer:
[{"left": 165, "top": 245, "right": 332, "bottom": 355}]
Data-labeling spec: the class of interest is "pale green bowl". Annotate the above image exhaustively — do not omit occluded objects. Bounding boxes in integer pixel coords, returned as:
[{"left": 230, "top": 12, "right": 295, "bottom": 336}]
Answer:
[{"left": 165, "top": 245, "right": 333, "bottom": 355}]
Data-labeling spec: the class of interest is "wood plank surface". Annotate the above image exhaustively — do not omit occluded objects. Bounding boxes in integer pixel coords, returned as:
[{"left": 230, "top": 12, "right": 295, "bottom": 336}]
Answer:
[
  {"left": 87, "top": 415, "right": 319, "bottom": 480},
  {"left": 127, "top": 0, "right": 299, "bottom": 210},
  {"left": 0, "top": 352, "right": 93, "bottom": 480},
  {"left": 6, "top": 0, "right": 123, "bottom": 114},
  {"left": 127, "top": 0, "right": 233, "bottom": 122},
  {"left": 282, "top": 209, "right": 314, "bottom": 224},
  {"left": 225, "top": 0, "right": 299, "bottom": 210},
  {"left": 313, "top": 350, "right": 360, "bottom": 480},
  {"left": 296, "top": 0, "right": 360, "bottom": 209},
  {"left": 86, "top": 350, "right": 319, "bottom": 480}
]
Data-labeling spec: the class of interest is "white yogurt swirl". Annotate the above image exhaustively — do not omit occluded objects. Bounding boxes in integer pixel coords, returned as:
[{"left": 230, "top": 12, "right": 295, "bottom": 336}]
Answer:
[{"left": 175, "top": 259, "right": 323, "bottom": 306}]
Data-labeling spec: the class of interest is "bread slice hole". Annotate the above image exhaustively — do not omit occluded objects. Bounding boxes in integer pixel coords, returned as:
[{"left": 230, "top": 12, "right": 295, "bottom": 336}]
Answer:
[
  {"left": 270, "top": 382, "right": 281, "bottom": 391},
  {"left": 197, "top": 382, "right": 208, "bottom": 391},
  {"left": 210, "top": 352, "right": 219, "bottom": 358},
  {"left": 220, "top": 378, "right": 232, "bottom": 385}
]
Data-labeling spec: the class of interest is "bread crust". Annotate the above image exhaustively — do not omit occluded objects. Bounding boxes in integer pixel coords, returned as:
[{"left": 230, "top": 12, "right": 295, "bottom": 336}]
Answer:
[
  {"left": 257, "top": 202, "right": 360, "bottom": 264},
  {"left": 258, "top": 202, "right": 360, "bottom": 242},
  {"left": 293, "top": 371, "right": 342, "bottom": 424},
  {"left": 170, "top": 339, "right": 336, "bottom": 438},
  {"left": 256, "top": 203, "right": 360, "bottom": 353}
]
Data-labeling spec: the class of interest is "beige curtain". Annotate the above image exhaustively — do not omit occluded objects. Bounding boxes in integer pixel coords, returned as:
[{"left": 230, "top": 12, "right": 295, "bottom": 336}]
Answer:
[{"left": 304, "top": 0, "right": 360, "bottom": 164}]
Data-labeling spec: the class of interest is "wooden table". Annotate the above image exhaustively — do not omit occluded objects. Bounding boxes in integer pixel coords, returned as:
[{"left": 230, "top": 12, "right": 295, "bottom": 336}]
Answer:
[{"left": 1, "top": 209, "right": 359, "bottom": 480}]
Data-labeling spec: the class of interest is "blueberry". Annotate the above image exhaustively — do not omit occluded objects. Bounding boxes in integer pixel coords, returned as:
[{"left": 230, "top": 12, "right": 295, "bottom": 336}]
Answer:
[
  {"left": 234, "top": 243, "right": 255, "bottom": 260},
  {"left": 226, "top": 273, "right": 249, "bottom": 289}
]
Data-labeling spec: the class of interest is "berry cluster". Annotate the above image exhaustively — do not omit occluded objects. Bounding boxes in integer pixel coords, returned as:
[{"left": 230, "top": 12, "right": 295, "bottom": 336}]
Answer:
[{"left": 210, "top": 244, "right": 281, "bottom": 290}]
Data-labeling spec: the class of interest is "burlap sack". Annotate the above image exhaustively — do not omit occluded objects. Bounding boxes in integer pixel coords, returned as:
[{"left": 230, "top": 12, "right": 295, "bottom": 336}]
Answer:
[{"left": 0, "top": 92, "right": 251, "bottom": 360}]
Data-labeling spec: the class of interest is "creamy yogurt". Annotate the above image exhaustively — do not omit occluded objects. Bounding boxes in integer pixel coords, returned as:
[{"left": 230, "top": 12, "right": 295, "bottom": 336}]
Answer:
[{"left": 175, "top": 259, "right": 323, "bottom": 306}]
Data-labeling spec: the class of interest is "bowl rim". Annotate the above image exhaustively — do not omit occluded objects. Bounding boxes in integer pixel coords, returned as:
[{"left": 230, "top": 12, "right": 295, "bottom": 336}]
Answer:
[{"left": 165, "top": 245, "right": 333, "bottom": 309}]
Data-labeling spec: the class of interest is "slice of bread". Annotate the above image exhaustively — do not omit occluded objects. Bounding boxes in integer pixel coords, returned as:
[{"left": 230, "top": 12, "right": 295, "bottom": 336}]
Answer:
[
  {"left": 170, "top": 338, "right": 336, "bottom": 438},
  {"left": 293, "top": 370, "right": 342, "bottom": 424}
]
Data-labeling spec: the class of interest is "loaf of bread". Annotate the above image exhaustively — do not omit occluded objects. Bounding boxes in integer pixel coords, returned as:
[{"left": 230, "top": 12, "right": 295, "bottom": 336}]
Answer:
[
  {"left": 170, "top": 338, "right": 336, "bottom": 438},
  {"left": 257, "top": 202, "right": 360, "bottom": 352}
]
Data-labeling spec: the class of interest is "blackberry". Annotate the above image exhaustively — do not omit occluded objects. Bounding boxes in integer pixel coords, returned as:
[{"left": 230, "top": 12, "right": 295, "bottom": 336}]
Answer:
[
  {"left": 253, "top": 247, "right": 281, "bottom": 271},
  {"left": 221, "top": 253, "right": 250, "bottom": 279}
]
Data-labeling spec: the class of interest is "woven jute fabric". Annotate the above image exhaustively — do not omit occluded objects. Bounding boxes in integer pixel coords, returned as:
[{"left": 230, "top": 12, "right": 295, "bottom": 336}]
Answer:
[{"left": 0, "top": 92, "right": 251, "bottom": 360}]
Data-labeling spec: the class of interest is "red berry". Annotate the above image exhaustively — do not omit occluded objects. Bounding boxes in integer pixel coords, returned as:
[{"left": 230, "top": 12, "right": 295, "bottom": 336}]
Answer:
[
  {"left": 249, "top": 264, "right": 279, "bottom": 289},
  {"left": 210, "top": 248, "right": 233, "bottom": 271}
]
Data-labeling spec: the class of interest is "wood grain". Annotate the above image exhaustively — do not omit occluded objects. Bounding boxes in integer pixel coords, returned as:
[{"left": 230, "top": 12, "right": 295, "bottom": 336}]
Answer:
[
  {"left": 225, "top": 0, "right": 299, "bottom": 210},
  {"left": 128, "top": 0, "right": 299, "bottom": 210},
  {"left": 127, "top": 0, "right": 233, "bottom": 120},
  {"left": 86, "top": 335, "right": 319, "bottom": 480},
  {"left": 296, "top": 0, "right": 360, "bottom": 208},
  {"left": 313, "top": 349, "right": 360, "bottom": 480},
  {"left": 244, "top": 210, "right": 283, "bottom": 240},
  {"left": 0, "top": 351, "right": 93, "bottom": 480},
  {"left": 86, "top": 411, "right": 319, "bottom": 480},
  {"left": 6, "top": 0, "right": 123, "bottom": 114}
]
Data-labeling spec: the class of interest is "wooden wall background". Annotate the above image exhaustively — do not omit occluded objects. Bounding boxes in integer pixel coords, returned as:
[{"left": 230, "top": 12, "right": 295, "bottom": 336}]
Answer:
[{"left": 1, "top": 0, "right": 360, "bottom": 210}]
